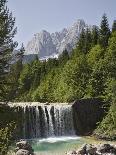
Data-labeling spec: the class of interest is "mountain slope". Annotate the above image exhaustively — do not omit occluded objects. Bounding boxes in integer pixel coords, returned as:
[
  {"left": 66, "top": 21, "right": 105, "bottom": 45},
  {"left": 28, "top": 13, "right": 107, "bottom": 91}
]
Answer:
[{"left": 25, "top": 19, "right": 85, "bottom": 60}]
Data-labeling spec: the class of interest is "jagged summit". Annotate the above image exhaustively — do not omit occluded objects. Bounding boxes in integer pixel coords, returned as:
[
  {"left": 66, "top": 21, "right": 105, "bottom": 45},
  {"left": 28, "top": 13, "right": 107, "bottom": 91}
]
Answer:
[{"left": 25, "top": 19, "right": 85, "bottom": 60}]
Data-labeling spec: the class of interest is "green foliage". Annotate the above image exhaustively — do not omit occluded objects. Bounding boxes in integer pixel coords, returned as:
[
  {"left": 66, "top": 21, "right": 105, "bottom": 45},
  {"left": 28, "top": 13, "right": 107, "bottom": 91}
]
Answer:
[
  {"left": 94, "top": 103, "right": 116, "bottom": 140},
  {"left": 0, "top": 1, "right": 24, "bottom": 154},
  {"left": 104, "top": 78, "right": 116, "bottom": 103},
  {"left": 87, "top": 45, "right": 104, "bottom": 64},
  {"left": 55, "top": 52, "right": 90, "bottom": 102},
  {"left": 99, "top": 14, "right": 110, "bottom": 49},
  {"left": 84, "top": 27, "right": 92, "bottom": 53},
  {"left": 112, "top": 20, "right": 116, "bottom": 32},
  {"left": 58, "top": 49, "right": 69, "bottom": 65},
  {"left": 94, "top": 32, "right": 116, "bottom": 140},
  {"left": 32, "top": 68, "right": 60, "bottom": 102},
  {"left": 0, "top": 122, "right": 16, "bottom": 155},
  {"left": 91, "top": 26, "right": 99, "bottom": 46},
  {"left": 77, "top": 27, "right": 92, "bottom": 54},
  {"left": 0, "top": 0, "right": 17, "bottom": 101},
  {"left": 77, "top": 28, "right": 86, "bottom": 53}
]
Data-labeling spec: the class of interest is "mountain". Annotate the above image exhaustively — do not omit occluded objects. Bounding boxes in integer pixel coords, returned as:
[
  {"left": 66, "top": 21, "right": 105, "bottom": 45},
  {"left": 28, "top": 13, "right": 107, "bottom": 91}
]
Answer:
[{"left": 25, "top": 19, "right": 85, "bottom": 60}]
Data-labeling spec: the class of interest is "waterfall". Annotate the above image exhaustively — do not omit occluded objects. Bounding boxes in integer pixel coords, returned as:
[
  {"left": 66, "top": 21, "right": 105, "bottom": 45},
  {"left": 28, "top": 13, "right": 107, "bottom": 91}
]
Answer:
[{"left": 15, "top": 104, "right": 75, "bottom": 139}]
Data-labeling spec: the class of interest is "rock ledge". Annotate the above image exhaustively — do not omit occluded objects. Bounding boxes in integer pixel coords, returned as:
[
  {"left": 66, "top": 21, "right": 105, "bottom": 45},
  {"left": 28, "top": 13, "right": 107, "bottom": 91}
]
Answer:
[{"left": 66, "top": 143, "right": 116, "bottom": 155}]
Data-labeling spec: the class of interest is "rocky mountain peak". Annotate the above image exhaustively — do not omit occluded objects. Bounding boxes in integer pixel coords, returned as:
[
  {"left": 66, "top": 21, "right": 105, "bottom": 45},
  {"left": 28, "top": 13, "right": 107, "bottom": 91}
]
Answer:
[{"left": 25, "top": 19, "right": 86, "bottom": 60}]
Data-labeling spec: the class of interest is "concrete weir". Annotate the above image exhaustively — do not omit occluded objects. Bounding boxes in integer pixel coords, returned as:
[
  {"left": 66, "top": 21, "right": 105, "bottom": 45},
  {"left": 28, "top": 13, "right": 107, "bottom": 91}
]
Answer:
[
  {"left": 7, "top": 102, "right": 75, "bottom": 139},
  {"left": 1, "top": 98, "right": 105, "bottom": 138}
]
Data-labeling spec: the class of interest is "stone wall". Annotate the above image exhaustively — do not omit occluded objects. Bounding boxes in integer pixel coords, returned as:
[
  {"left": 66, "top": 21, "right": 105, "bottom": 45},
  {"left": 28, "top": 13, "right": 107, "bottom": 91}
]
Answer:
[{"left": 72, "top": 98, "right": 106, "bottom": 135}]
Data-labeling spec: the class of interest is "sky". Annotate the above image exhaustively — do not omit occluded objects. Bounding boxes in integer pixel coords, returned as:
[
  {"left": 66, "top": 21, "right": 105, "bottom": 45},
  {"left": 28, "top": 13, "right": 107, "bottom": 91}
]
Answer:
[{"left": 7, "top": 0, "right": 116, "bottom": 47}]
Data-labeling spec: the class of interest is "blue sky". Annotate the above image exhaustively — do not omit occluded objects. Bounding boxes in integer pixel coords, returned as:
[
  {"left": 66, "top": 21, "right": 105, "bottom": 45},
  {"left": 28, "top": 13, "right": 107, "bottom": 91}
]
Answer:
[{"left": 8, "top": 0, "right": 116, "bottom": 47}]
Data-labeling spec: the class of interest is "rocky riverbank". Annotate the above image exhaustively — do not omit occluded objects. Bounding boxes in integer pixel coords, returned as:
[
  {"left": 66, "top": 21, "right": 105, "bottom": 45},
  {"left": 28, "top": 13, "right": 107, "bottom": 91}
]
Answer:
[
  {"left": 66, "top": 143, "right": 116, "bottom": 155},
  {"left": 8, "top": 138, "right": 116, "bottom": 155}
]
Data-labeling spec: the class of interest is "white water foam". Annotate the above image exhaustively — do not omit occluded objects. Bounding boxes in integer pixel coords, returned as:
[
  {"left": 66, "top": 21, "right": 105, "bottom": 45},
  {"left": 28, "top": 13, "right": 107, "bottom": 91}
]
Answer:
[{"left": 38, "top": 136, "right": 81, "bottom": 143}]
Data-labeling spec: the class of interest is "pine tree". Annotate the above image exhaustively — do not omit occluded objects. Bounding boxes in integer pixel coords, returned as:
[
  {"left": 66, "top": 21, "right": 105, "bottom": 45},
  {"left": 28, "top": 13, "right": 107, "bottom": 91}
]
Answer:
[
  {"left": 7, "top": 44, "right": 25, "bottom": 101},
  {"left": 78, "top": 27, "right": 92, "bottom": 54},
  {"left": 84, "top": 27, "right": 92, "bottom": 53},
  {"left": 58, "top": 49, "right": 69, "bottom": 65},
  {"left": 112, "top": 20, "right": 116, "bottom": 32},
  {"left": 99, "top": 14, "right": 110, "bottom": 48},
  {"left": 0, "top": 0, "right": 17, "bottom": 101},
  {"left": 77, "top": 28, "right": 86, "bottom": 53},
  {"left": 91, "top": 25, "right": 99, "bottom": 46}
]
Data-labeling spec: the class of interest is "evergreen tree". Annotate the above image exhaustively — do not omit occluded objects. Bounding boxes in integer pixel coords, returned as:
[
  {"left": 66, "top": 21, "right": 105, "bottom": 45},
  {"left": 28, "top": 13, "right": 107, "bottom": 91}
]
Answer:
[
  {"left": 0, "top": 0, "right": 17, "bottom": 101},
  {"left": 112, "top": 20, "right": 116, "bottom": 32},
  {"left": 58, "top": 49, "right": 69, "bottom": 65},
  {"left": 7, "top": 44, "right": 25, "bottom": 100},
  {"left": 78, "top": 27, "right": 92, "bottom": 54},
  {"left": 77, "top": 28, "right": 86, "bottom": 53},
  {"left": 91, "top": 25, "right": 99, "bottom": 46},
  {"left": 99, "top": 14, "right": 110, "bottom": 48},
  {"left": 84, "top": 27, "right": 92, "bottom": 53}
]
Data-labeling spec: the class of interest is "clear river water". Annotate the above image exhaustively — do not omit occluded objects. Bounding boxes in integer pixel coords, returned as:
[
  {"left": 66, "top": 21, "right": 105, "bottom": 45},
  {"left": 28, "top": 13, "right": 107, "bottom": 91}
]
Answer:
[{"left": 28, "top": 136, "right": 84, "bottom": 155}]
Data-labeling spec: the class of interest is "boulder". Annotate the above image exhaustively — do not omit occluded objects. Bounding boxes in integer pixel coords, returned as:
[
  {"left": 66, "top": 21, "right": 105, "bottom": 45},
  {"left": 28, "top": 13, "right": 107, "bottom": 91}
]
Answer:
[
  {"left": 86, "top": 144, "right": 97, "bottom": 154},
  {"left": 16, "top": 149, "right": 30, "bottom": 155},
  {"left": 66, "top": 150, "right": 77, "bottom": 155},
  {"left": 77, "top": 144, "right": 87, "bottom": 155},
  {"left": 67, "top": 143, "right": 116, "bottom": 155},
  {"left": 15, "top": 147, "right": 20, "bottom": 152},
  {"left": 97, "top": 144, "right": 116, "bottom": 154},
  {"left": 16, "top": 140, "right": 33, "bottom": 153}
]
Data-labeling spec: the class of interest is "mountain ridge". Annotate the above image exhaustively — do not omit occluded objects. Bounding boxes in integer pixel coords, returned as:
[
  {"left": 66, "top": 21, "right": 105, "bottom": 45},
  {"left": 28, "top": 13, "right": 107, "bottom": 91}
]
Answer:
[{"left": 25, "top": 19, "right": 86, "bottom": 60}]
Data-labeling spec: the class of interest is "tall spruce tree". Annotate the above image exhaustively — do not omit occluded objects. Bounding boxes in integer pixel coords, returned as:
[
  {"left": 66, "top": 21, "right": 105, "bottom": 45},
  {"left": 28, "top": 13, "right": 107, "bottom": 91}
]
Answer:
[
  {"left": 7, "top": 44, "right": 25, "bottom": 101},
  {"left": 77, "top": 28, "right": 86, "bottom": 53},
  {"left": 112, "top": 20, "right": 116, "bottom": 32},
  {"left": 0, "top": 0, "right": 17, "bottom": 101},
  {"left": 84, "top": 27, "right": 92, "bottom": 53},
  {"left": 58, "top": 49, "right": 69, "bottom": 65},
  {"left": 91, "top": 25, "right": 99, "bottom": 46},
  {"left": 99, "top": 14, "right": 110, "bottom": 49}
]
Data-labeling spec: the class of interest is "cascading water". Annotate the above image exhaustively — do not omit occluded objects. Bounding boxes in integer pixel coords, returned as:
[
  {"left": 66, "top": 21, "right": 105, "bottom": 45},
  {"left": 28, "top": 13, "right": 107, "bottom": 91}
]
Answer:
[{"left": 17, "top": 104, "right": 75, "bottom": 139}]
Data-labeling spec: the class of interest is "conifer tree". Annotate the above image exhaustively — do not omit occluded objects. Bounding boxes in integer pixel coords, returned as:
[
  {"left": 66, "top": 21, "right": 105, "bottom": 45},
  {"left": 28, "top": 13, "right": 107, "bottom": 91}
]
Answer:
[
  {"left": 78, "top": 28, "right": 86, "bottom": 53},
  {"left": 58, "top": 49, "right": 69, "bottom": 65},
  {"left": 99, "top": 14, "right": 110, "bottom": 48},
  {"left": 84, "top": 27, "right": 92, "bottom": 53},
  {"left": 91, "top": 25, "right": 99, "bottom": 46},
  {"left": 112, "top": 20, "right": 116, "bottom": 32},
  {"left": 78, "top": 27, "right": 92, "bottom": 54},
  {"left": 0, "top": 0, "right": 17, "bottom": 101},
  {"left": 7, "top": 44, "right": 25, "bottom": 101}
]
